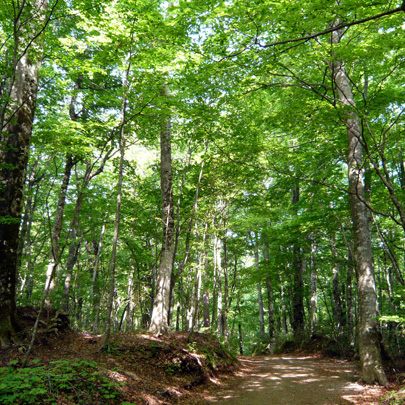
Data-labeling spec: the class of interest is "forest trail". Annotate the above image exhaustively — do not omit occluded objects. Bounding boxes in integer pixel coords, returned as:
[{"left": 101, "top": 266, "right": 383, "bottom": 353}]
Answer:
[{"left": 206, "top": 355, "right": 388, "bottom": 404}]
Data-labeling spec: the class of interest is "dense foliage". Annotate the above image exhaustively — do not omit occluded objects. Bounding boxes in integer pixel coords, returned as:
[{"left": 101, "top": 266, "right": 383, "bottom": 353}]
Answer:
[{"left": 1, "top": 0, "right": 405, "bottom": 386}]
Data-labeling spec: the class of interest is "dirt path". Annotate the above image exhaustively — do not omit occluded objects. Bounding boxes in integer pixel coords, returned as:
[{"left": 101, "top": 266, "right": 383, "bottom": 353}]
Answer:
[{"left": 206, "top": 355, "right": 388, "bottom": 404}]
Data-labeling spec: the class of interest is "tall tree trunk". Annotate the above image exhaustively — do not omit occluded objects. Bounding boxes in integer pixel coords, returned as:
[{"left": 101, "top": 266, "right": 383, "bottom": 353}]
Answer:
[
  {"left": 168, "top": 147, "right": 192, "bottom": 325},
  {"left": 17, "top": 158, "right": 41, "bottom": 299},
  {"left": 60, "top": 140, "right": 113, "bottom": 313},
  {"left": 215, "top": 234, "right": 224, "bottom": 336},
  {"left": 149, "top": 86, "right": 174, "bottom": 335},
  {"left": 126, "top": 265, "right": 136, "bottom": 331},
  {"left": 203, "top": 290, "right": 210, "bottom": 328},
  {"left": 60, "top": 180, "right": 86, "bottom": 313},
  {"left": 346, "top": 247, "right": 355, "bottom": 346},
  {"left": 330, "top": 22, "right": 387, "bottom": 385},
  {"left": 222, "top": 237, "right": 229, "bottom": 338},
  {"left": 254, "top": 232, "right": 265, "bottom": 338},
  {"left": 44, "top": 76, "right": 83, "bottom": 308},
  {"left": 100, "top": 135, "right": 125, "bottom": 349},
  {"left": 279, "top": 269, "right": 288, "bottom": 334},
  {"left": 331, "top": 234, "right": 344, "bottom": 333},
  {"left": 263, "top": 243, "right": 275, "bottom": 344},
  {"left": 91, "top": 223, "right": 106, "bottom": 332},
  {"left": 310, "top": 241, "right": 318, "bottom": 336},
  {"left": 169, "top": 159, "right": 204, "bottom": 325},
  {"left": 291, "top": 250, "right": 305, "bottom": 341},
  {"left": 0, "top": 0, "right": 49, "bottom": 346},
  {"left": 44, "top": 155, "right": 74, "bottom": 309},
  {"left": 202, "top": 225, "right": 211, "bottom": 328},
  {"left": 99, "top": 52, "right": 131, "bottom": 345},
  {"left": 16, "top": 155, "right": 40, "bottom": 275},
  {"left": 291, "top": 184, "right": 305, "bottom": 341},
  {"left": 191, "top": 224, "right": 208, "bottom": 331},
  {"left": 238, "top": 323, "right": 244, "bottom": 355}
]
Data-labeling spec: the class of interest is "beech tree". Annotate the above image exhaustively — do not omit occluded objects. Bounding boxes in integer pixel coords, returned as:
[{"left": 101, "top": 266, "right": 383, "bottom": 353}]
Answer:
[
  {"left": 329, "top": 19, "right": 387, "bottom": 385},
  {"left": 0, "top": 0, "right": 52, "bottom": 346}
]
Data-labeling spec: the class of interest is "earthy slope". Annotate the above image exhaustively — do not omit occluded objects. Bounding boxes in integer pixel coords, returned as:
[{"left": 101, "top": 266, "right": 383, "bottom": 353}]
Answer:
[
  {"left": 0, "top": 308, "right": 238, "bottom": 404},
  {"left": 1, "top": 308, "right": 404, "bottom": 404}
]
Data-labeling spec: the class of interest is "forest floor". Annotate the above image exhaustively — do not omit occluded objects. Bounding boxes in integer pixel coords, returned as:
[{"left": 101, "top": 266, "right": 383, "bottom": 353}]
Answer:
[
  {"left": 206, "top": 354, "right": 402, "bottom": 404},
  {"left": 1, "top": 308, "right": 404, "bottom": 404}
]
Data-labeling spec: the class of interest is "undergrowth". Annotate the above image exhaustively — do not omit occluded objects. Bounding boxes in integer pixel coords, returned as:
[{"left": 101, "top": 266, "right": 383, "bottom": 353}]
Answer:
[{"left": 0, "top": 359, "right": 124, "bottom": 404}]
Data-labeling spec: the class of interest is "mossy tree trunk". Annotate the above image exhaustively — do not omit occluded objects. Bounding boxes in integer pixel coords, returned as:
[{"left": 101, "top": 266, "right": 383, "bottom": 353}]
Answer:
[
  {"left": 330, "top": 22, "right": 387, "bottom": 386},
  {"left": 0, "top": 0, "right": 49, "bottom": 347}
]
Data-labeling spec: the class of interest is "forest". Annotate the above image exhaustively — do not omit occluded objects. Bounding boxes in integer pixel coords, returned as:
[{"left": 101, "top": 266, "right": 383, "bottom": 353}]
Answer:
[{"left": 1, "top": 0, "right": 405, "bottom": 402}]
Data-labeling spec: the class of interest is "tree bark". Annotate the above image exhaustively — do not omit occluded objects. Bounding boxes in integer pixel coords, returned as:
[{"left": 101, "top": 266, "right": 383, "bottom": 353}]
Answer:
[
  {"left": 169, "top": 159, "right": 204, "bottom": 325},
  {"left": 291, "top": 184, "right": 305, "bottom": 341},
  {"left": 149, "top": 86, "right": 174, "bottom": 334},
  {"left": 346, "top": 247, "right": 355, "bottom": 346},
  {"left": 44, "top": 155, "right": 74, "bottom": 309},
  {"left": 215, "top": 234, "right": 224, "bottom": 336},
  {"left": 0, "top": 0, "right": 48, "bottom": 346},
  {"left": 310, "top": 241, "right": 318, "bottom": 336},
  {"left": 100, "top": 135, "right": 125, "bottom": 349},
  {"left": 331, "top": 234, "right": 344, "bottom": 333},
  {"left": 330, "top": 22, "right": 387, "bottom": 385},
  {"left": 126, "top": 265, "right": 136, "bottom": 331},
  {"left": 17, "top": 158, "right": 41, "bottom": 299},
  {"left": 278, "top": 269, "right": 288, "bottom": 334},
  {"left": 254, "top": 232, "right": 265, "bottom": 338},
  {"left": 91, "top": 223, "right": 106, "bottom": 332}
]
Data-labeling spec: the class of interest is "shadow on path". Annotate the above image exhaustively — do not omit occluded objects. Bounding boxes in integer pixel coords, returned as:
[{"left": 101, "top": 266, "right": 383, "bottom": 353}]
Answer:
[{"left": 207, "top": 355, "right": 386, "bottom": 404}]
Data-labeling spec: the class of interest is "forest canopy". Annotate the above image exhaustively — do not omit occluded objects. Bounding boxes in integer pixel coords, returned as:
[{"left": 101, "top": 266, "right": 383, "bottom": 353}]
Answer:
[{"left": 0, "top": 0, "right": 404, "bottom": 387}]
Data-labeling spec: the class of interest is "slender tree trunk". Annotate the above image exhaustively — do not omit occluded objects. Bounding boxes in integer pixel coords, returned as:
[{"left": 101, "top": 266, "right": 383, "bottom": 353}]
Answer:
[
  {"left": 291, "top": 250, "right": 305, "bottom": 341},
  {"left": 346, "top": 247, "right": 355, "bottom": 346},
  {"left": 266, "top": 278, "right": 275, "bottom": 337},
  {"left": 279, "top": 269, "right": 288, "bottom": 334},
  {"left": 168, "top": 159, "right": 204, "bottom": 325},
  {"left": 149, "top": 235, "right": 158, "bottom": 325},
  {"left": 215, "top": 234, "right": 224, "bottom": 336},
  {"left": 190, "top": 224, "right": 207, "bottom": 331},
  {"left": 384, "top": 263, "right": 401, "bottom": 355},
  {"left": 126, "top": 266, "right": 135, "bottom": 331},
  {"left": 331, "top": 234, "right": 344, "bottom": 333},
  {"left": 16, "top": 155, "right": 40, "bottom": 275},
  {"left": 310, "top": 242, "right": 318, "bottom": 336},
  {"left": 290, "top": 184, "right": 305, "bottom": 342},
  {"left": 99, "top": 54, "right": 130, "bottom": 347},
  {"left": 187, "top": 274, "right": 197, "bottom": 331},
  {"left": 254, "top": 232, "right": 265, "bottom": 338},
  {"left": 238, "top": 323, "right": 244, "bottom": 355},
  {"left": 18, "top": 161, "right": 41, "bottom": 300},
  {"left": 263, "top": 242, "right": 275, "bottom": 344},
  {"left": 203, "top": 290, "right": 210, "bottom": 328},
  {"left": 194, "top": 264, "right": 202, "bottom": 330},
  {"left": 222, "top": 237, "right": 229, "bottom": 338},
  {"left": 44, "top": 155, "right": 74, "bottom": 308},
  {"left": 202, "top": 225, "right": 211, "bottom": 328},
  {"left": 100, "top": 136, "right": 125, "bottom": 348},
  {"left": 168, "top": 147, "right": 192, "bottom": 325},
  {"left": 60, "top": 142, "right": 113, "bottom": 313},
  {"left": 330, "top": 22, "right": 387, "bottom": 386},
  {"left": 92, "top": 223, "right": 106, "bottom": 332},
  {"left": 149, "top": 86, "right": 174, "bottom": 335},
  {"left": 61, "top": 185, "right": 86, "bottom": 312},
  {"left": 372, "top": 214, "right": 404, "bottom": 285}
]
